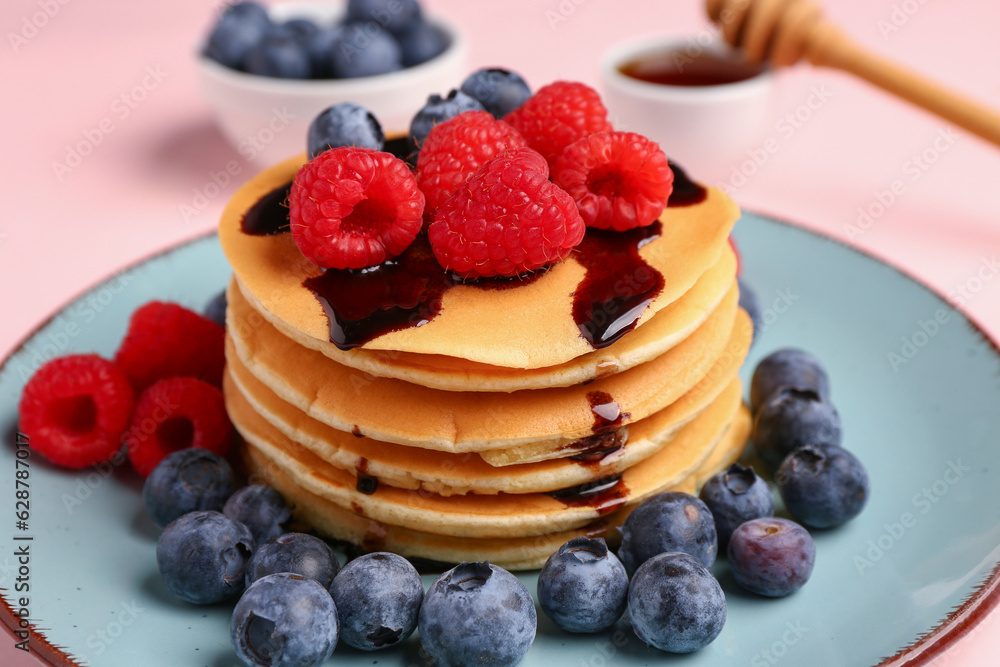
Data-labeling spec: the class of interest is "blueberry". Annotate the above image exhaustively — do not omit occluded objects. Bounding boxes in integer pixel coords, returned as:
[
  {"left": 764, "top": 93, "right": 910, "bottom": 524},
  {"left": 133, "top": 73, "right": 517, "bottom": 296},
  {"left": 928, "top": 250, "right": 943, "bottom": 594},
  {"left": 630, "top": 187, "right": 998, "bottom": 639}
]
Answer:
[
  {"left": 618, "top": 491, "right": 717, "bottom": 574},
  {"left": 460, "top": 68, "right": 532, "bottom": 119},
  {"left": 750, "top": 348, "right": 831, "bottom": 413},
  {"left": 537, "top": 537, "right": 628, "bottom": 634},
  {"left": 330, "top": 23, "right": 403, "bottom": 78},
  {"left": 223, "top": 484, "right": 291, "bottom": 544},
  {"left": 752, "top": 387, "right": 842, "bottom": 470},
  {"left": 246, "top": 533, "right": 340, "bottom": 589},
  {"left": 244, "top": 27, "right": 312, "bottom": 79},
  {"left": 143, "top": 448, "right": 236, "bottom": 528},
  {"left": 728, "top": 517, "right": 815, "bottom": 597},
  {"left": 737, "top": 277, "right": 762, "bottom": 343},
  {"left": 346, "top": 0, "right": 421, "bottom": 36},
  {"left": 394, "top": 19, "right": 448, "bottom": 67},
  {"left": 329, "top": 552, "right": 423, "bottom": 650},
  {"left": 628, "top": 552, "right": 726, "bottom": 653},
  {"left": 307, "top": 103, "right": 385, "bottom": 158},
  {"left": 305, "top": 25, "right": 345, "bottom": 78},
  {"left": 419, "top": 561, "right": 536, "bottom": 667},
  {"left": 204, "top": 2, "right": 271, "bottom": 70},
  {"left": 156, "top": 511, "right": 254, "bottom": 604},
  {"left": 203, "top": 289, "right": 227, "bottom": 328},
  {"left": 408, "top": 90, "right": 485, "bottom": 158},
  {"left": 281, "top": 18, "right": 319, "bottom": 47},
  {"left": 231, "top": 572, "right": 339, "bottom": 667},
  {"left": 698, "top": 463, "right": 774, "bottom": 550},
  {"left": 777, "top": 445, "right": 869, "bottom": 528}
]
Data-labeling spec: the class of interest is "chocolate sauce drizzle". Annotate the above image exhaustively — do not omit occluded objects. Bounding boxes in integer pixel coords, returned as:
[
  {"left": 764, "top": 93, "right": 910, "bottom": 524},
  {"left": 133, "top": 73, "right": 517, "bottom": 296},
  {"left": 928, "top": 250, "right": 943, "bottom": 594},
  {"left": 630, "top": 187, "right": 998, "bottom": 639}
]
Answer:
[
  {"left": 547, "top": 475, "right": 629, "bottom": 516},
  {"left": 668, "top": 163, "right": 708, "bottom": 207},
  {"left": 241, "top": 181, "right": 292, "bottom": 235}
]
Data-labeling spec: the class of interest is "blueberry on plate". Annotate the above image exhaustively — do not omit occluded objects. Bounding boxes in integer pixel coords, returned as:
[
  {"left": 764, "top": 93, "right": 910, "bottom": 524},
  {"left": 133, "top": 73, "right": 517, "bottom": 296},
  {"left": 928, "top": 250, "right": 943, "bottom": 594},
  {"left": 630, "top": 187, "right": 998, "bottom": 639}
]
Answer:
[
  {"left": 231, "top": 572, "right": 339, "bottom": 667},
  {"left": 244, "top": 27, "right": 312, "bottom": 79},
  {"left": 223, "top": 484, "right": 291, "bottom": 545},
  {"left": 305, "top": 25, "right": 345, "bottom": 78},
  {"left": 728, "top": 517, "right": 815, "bottom": 597},
  {"left": 460, "top": 68, "right": 532, "bottom": 119},
  {"left": 752, "top": 387, "right": 842, "bottom": 470},
  {"left": 394, "top": 18, "right": 448, "bottom": 67},
  {"left": 698, "top": 463, "right": 774, "bottom": 550},
  {"left": 245, "top": 532, "right": 340, "bottom": 589},
  {"left": 737, "top": 277, "right": 762, "bottom": 342},
  {"left": 537, "top": 537, "right": 628, "bottom": 633},
  {"left": 346, "top": 0, "right": 421, "bottom": 36},
  {"left": 419, "top": 561, "right": 536, "bottom": 667},
  {"left": 307, "top": 102, "right": 385, "bottom": 158},
  {"left": 143, "top": 448, "right": 235, "bottom": 528},
  {"left": 156, "top": 511, "right": 254, "bottom": 604},
  {"left": 750, "top": 348, "right": 831, "bottom": 413},
  {"left": 777, "top": 444, "right": 869, "bottom": 528},
  {"left": 628, "top": 552, "right": 726, "bottom": 653},
  {"left": 204, "top": 2, "right": 271, "bottom": 70},
  {"left": 330, "top": 23, "right": 403, "bottom": 79},
  {"left": 203, "top": 289, "right": 227, "bottom": 328},
  {"left": 618, "top": 491, "right": 718, "bottom": 574},
  {"left": 329, "top": 552, "right": 423, "bottom": 650},
  {"left": 408, "top": 90, "right": 486, "bottom": 158}
]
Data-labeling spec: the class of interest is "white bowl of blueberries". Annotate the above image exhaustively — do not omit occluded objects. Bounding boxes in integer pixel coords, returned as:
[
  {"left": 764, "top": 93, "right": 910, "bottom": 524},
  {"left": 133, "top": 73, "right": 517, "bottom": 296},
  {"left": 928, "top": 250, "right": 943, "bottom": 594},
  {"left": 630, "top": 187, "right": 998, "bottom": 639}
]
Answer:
[{"left": 198, "top": 0, "right": 468, "bottom": 165}]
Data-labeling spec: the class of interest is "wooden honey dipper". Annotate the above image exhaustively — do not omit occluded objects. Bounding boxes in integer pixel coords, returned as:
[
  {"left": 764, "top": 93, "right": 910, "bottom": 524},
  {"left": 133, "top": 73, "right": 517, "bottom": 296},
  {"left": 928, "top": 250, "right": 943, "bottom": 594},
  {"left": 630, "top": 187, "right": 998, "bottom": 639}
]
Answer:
[{"left": 705, "top": 0, "right": 1000, "bottom": 147}]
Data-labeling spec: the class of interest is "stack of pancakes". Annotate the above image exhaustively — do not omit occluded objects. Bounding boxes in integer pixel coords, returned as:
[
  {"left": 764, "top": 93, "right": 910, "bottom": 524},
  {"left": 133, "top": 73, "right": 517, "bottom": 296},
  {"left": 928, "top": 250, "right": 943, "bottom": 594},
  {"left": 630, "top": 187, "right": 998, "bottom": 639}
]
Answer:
[{"left": 218, "top": 154, "right": 753, "bottom": 570}]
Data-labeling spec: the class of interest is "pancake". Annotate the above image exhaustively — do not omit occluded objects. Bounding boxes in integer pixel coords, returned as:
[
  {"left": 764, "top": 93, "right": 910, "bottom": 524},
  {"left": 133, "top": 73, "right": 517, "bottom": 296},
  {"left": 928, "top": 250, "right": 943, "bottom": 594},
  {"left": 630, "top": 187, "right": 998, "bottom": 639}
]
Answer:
[
  {"left": 227, "top": 374, "right": 744, "bottom": 539},
  {"left": 226, "top": 352, "right": 744, "bottom": 494},
  {"left": 226, "top": 279, "right": 750, "bottom": 451},
  {"left": 219, "top": 153, "right": 740, "bottom": 369},
  {"left": 238, "top": 406, "right": 753, "bottom": 570}
]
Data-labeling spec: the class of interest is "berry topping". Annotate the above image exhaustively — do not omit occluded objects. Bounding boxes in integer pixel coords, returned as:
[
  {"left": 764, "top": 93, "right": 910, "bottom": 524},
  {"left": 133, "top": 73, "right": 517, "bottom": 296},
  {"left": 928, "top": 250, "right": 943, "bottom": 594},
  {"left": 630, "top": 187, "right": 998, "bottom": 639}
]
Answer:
[
  {"left": 157, "top": 510, "right": 254, "bottom": 604},
  {"left": 289, "top": 147, "right": 424, "bottom": 269},
  {"left": 307, "top": 102, "right": 385, "bottom": 158},
  {"left": 728, "top": 517, "right": 816, "bottom": 597},
  {"left": 750, "top": 348, "right": 831, "bottom": 413},
  {"left": 505, "top": 81, "right": 613, "bottom": 166},
  {"left": 143, "top": 448, "right": 236, "bottom": 528},
  {"left": 408, "top": 90, "right": 486, "bottom": 160},
  {"left": 125, "top": 377, "right": 233, "bottom": 478},
  {"left": 231, "top": 574, "right": 339, "bottom": 667},
  {"left": 418, "top": 561, "right": 536, "bottom": 667},
  {"left": 395, "top": 19, "right": 448, "bottom": 67},
  {"left": 114, "top": 301, "right": 225, "bottom": 393},
  {"left": 224, "top": 485, "right": 292, "bottom": 545},
  {"left": 428, "top": 148, "right": 585, "bottom": 279},
  {"left": 460, "top": 68, "right": 532, "bottom": 119},
  {"left": 330, "top": 23, "right": 403, "bottom": 78},
  {"left": 537, "top": 537, "right": 628, "bottom": 634},
  {"left": 18, "top": 354, "right": 134, "bottom": 469},
  {"left": 777, "top": 444, "right": 870, "bottom": 528},
  {"left": 552, "top": 131, "right": 673, "bottom": 230},
  {"left": 244, "top": 26, "right": 312, "bottom": 79},
  {"left": 329, "top": 552, "right": 424, "bottom": 651},
  {"left": 698, "top": 463, "right": 774, "bottom": 550},
  {"left": 628, "top": 552, "right": 727, "bottom": 653},
  {"left": 618, "top": 491, "right": 718, "bottom": 574},
  {"left": 752, "top": 387, "right": 842, "bottom": 470},
  {"left": 246, "top": 532, "right": 340, "bottom": 589},
  {"left": 415, "top": 110, "right": 528, "bottom": 218}
]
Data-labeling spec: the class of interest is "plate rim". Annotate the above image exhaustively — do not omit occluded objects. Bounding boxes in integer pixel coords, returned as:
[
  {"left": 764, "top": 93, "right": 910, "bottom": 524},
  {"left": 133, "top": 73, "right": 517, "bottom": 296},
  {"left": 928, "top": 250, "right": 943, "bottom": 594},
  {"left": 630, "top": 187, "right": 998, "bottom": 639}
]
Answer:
[{"left": 1, "top": 216, "right": 998, "bottom": 667}]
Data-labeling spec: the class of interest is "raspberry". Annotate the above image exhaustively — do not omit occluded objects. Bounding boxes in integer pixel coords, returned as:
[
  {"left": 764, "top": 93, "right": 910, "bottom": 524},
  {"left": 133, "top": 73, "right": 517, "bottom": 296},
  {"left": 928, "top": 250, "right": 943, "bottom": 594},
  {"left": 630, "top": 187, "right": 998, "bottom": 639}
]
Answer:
[
  {"left": 416, "top": 110, "right": 529, "bottom": 219},
  {"left": 505, "top": 81, "right": 613, "bottom": 166},
  {"left": 428, "top": 148, "right": 585, "bottom": 279},
  {"left": 18, "top": 355, "right": 134, "bottom": 469},
  {"left": 290, "top": 147, "right": 425, "bottom": 269},
  {"left": 125, "top": 377, "right": 233, "bottom": 477},
  {"left": 114, "top": 301, "right": 225, "bottom": 393},
  {"left": 552, "top": 131, "right": 673, "bottom": 231}
]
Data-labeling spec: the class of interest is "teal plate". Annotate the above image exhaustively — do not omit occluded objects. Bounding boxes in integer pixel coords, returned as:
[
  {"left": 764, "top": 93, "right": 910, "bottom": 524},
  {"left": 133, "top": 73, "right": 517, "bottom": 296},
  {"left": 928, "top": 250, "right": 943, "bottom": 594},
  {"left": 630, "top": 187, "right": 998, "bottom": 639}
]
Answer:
[{"left": 2, "top": 213, "right": 1000, "bottom": 667}]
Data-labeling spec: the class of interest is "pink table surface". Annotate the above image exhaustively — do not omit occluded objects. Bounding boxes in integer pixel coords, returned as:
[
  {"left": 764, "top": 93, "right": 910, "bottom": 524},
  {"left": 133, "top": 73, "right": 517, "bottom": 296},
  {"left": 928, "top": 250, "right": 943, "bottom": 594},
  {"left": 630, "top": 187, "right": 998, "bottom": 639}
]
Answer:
[{"left": 1, "top": 0, "right": 999, "bottom": 665}]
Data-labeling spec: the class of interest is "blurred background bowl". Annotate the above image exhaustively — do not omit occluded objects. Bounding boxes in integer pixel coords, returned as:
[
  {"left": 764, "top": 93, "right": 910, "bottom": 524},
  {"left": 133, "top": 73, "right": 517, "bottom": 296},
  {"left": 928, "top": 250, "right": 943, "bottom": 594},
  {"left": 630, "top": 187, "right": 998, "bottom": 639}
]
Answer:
[{"left": 198, "top": 0, "right": 467, "bottom": 166}]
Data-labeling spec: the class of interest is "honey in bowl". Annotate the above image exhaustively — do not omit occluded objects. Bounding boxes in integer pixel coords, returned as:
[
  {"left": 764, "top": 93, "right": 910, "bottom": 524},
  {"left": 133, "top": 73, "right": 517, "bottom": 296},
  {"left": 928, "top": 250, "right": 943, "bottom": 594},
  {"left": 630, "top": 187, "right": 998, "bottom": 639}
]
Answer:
[{"left": 619, "top": 49, "right": 765, "bottom": 87}]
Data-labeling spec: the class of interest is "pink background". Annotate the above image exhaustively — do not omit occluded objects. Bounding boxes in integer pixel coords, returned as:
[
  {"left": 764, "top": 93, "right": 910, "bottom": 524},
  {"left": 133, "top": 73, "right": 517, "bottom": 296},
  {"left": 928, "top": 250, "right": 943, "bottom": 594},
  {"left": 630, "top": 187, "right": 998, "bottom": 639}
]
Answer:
[{"left": 1, "top": 0, "right": 999, "bottom": 664}]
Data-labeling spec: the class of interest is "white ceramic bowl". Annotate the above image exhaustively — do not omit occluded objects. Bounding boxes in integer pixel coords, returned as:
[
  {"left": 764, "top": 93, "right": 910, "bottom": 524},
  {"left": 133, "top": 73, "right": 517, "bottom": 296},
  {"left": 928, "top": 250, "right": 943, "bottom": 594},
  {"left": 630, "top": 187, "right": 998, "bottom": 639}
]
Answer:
[
  {"left": 198, "top": 1, "right": 467, "bottom": 166},
  {"left": 601, "top": 36, "right": 775, "bottom": 185}
]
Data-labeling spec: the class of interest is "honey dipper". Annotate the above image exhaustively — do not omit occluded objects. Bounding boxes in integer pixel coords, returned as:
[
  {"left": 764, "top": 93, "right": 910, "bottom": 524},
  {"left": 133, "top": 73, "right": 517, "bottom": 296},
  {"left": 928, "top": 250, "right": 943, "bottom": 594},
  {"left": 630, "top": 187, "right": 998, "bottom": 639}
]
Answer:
[{"left": 704, "top": 0, "right": 1000, "bottom": 147}]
